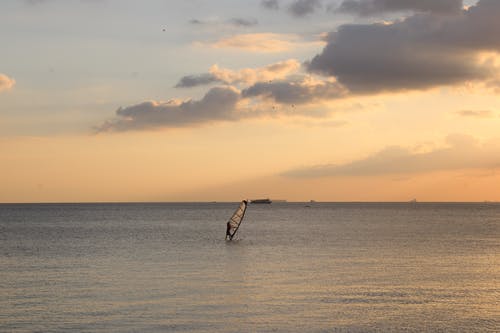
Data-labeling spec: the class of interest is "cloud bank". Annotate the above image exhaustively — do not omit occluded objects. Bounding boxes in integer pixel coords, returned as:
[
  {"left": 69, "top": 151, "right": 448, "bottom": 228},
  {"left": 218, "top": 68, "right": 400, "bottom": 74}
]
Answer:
[
  {"left": 308, "top": 0, "right": 500, "bottom": 93},
  {"left": 97, "top": 87, "right": 241, "bottom": 132},
  {"left": 102, "top": 55, "right": 350, "bottom": 132},
  {"left": 336, "top": 0, "right": 463, "bottom": 16},
  {"left": 99, "top": 78, "right": 347, "bottom": 132},
  {"left": 284, "top": 135, "right": 500, "bottom": 177},
  {"left": 0, "top": 74, "right": 15, "bottom": 92},
  {"left": 101, "top": 1, "right": 500, "bottom": 133}
]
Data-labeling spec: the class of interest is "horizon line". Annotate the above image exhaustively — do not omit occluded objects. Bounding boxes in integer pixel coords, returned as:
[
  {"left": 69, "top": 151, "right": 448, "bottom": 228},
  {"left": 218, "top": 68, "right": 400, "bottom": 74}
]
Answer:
[{"left": 1, "top": 200, "right": 499, "bottom": 205}]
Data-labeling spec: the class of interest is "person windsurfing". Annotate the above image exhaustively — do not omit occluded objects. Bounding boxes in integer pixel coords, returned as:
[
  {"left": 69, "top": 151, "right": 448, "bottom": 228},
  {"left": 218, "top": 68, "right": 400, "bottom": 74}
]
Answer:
[
  {"left": 225, "top": 221, "right": 233, "bottom": 240},
  {"left": 225, "top": 200, "right": 248, "bottom": 241}
]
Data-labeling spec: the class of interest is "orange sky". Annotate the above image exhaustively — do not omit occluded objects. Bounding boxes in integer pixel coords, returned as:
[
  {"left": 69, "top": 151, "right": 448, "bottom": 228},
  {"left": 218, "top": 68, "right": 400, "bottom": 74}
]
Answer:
[{"left": 2, "top": 0, "right": 500, "bottom": 202}]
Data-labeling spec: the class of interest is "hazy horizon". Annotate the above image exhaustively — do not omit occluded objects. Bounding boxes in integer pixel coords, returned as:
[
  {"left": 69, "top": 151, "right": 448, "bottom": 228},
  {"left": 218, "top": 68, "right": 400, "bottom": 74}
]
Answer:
[{"left": 1, "top": 200, "right": 499, "bottom": 204}]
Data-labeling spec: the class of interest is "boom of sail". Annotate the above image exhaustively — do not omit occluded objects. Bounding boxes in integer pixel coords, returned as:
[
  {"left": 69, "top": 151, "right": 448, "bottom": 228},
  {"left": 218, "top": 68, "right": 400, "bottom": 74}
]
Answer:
[{"left": 226, "top": 200, "right": 248, "bottom": 240}]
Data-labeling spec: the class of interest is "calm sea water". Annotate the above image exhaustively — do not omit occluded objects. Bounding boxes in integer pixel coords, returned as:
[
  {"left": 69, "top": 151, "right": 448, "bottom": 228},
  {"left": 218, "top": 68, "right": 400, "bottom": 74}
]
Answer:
[{"left": 0, "top": 202, "right": 498, "bottom": 332}]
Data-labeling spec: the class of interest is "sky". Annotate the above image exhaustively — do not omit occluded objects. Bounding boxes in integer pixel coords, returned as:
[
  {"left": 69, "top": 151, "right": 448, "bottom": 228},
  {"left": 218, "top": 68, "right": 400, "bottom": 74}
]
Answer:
[{"left": 1, "top": 0, "right": 500, "bottom": 202}]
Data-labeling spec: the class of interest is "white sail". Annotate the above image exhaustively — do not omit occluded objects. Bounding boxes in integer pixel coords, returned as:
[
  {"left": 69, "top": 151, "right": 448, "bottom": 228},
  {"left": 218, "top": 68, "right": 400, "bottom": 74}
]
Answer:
[{"left": 226, "top": 200, "right": 248, "bottom": 240}]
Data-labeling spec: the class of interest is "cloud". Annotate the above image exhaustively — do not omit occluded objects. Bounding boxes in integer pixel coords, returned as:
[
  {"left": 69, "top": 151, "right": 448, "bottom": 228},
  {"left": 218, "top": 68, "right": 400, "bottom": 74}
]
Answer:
[
  {"left": 455, "top": 110, "right": 495, "bottom": 118},
  {"left": 200, "top": 33, "right": 301, "bottom": 53},
  {"left": 175, "top": 73, "right": 218, "bottom": 88},
  {"left": 284, "top": 134, "right": 500, "bottom": 177},
  {"left": 307, "top": 0, "right": 500, "bottom": 93},
  {"left": 175, "top": 59, "right": 301, "bottom": 88},
  {"left": 0, "top": 74, "right": 16, "bottom": 92},
  {"left": 242, "top": 76, "right": 347, "bottom": 104},
  {"left": 336, "top": 0, "right": 463, "bottom": 16},
  {"left": 189, "top": 17, "right": 258, "bottom": 27},
  {"left": 175, "top": 60, "right": 346, "bottom": 105},
  {"left": 229, "top": 18, "right": 258, "bottom": 27},
  {"left": 96, "top": 87, "right": 241, "bottom": 132},
  {"left": 261, "top": 0, "right": 280, "bottom": 10},
  {"left": 288, "top": 0, "right": 322, "bottom": 17},
  {"left": 102, "top": 57, "right": 349, "bottom": 132},
  {"left": 209, "top": 59, "right": 301, "bottom": 85},
  {"left": 101, "top": 72, "right": 346, "bottom": 132}
]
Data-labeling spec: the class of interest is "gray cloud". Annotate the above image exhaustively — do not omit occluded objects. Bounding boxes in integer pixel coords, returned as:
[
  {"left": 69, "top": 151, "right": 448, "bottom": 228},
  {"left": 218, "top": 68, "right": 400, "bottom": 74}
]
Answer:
[
  {"left": 175, "top": 73, "right": 218, "bottom": 88},
  {"left": 97, "top": 87, "right": 241, "bottom": 132},
  {"left": 242, "top": 78, "right": 346, "bottom": 104},
  {"left": 288, "top": 0, "right": 322, "bottom": 17},
  {"left": 101, "top": 73, "right": 346, "bottom": 132},
  {"left": 308, "top": 0, "right": 500, "bottom": 93},
  {"left": 261, "top": 0, "right": 280, "bottom": 10},
  {"left": 229, "top": 18, "right": 258, "bottom": 27},
  {"left": 189, "top": 17, "right": 258, "bottom": 27},
  {"left": 336, "top": 0, "right": 463, "bottom": 16},
  {"left": 284, "top": 135, "right": 500, "bottom": 177}
]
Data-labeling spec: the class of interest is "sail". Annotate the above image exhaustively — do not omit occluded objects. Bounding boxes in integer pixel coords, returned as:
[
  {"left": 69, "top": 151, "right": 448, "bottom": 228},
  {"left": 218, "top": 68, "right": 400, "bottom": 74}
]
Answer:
[{"left": 226, "top": 200, "right": 248, "bottom": 240}]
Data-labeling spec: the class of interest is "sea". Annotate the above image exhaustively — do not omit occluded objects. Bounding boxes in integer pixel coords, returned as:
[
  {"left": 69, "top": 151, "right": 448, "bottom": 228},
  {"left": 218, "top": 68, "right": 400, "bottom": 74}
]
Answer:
[{"left": 0, "top": 202, "right": 498, "bottom": 333}]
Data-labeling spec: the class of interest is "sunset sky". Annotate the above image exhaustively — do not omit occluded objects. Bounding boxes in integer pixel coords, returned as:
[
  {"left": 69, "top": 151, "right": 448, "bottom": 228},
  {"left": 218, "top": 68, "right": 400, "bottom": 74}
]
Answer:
[{"left": 1, "top": 0, "right": 500, "bottom": 202}]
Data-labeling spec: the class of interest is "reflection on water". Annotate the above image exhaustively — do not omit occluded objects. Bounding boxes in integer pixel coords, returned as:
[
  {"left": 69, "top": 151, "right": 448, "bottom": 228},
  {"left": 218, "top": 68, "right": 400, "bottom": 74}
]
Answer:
[{"left": 1, "top": 203, "right": 499, "bottom": 332}]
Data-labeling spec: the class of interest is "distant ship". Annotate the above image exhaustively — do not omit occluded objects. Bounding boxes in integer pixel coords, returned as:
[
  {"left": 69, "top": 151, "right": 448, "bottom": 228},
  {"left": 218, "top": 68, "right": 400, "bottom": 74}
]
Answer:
[
  {"left": 409, "top": 199, "right": 417, "bottom": 203},
  {"left": 250, "top": 198, "right": 272, "bottom": 204}
]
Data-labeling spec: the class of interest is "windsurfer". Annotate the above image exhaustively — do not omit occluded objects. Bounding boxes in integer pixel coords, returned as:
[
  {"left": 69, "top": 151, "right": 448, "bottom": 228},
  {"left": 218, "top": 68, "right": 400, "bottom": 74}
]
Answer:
[
  {"left": 226, "top": 222, "right": 232, "bottom": 240},
  {"left": 225, "top": 200, "right": 248, "bottom": 241}
]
